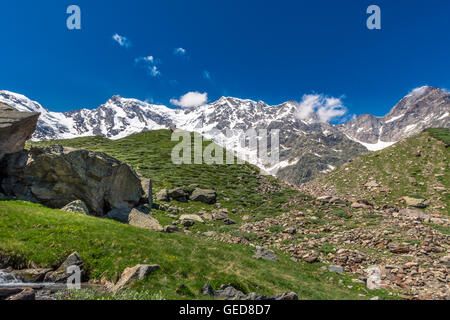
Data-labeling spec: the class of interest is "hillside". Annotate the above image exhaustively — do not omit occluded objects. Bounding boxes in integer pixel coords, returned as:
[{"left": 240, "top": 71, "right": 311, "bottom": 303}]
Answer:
[
  {"left": 1, "top": 129, "right": 448, "bottom": 300},
  {"left": 0, "top": 130, "right": 394, "bottom": 300},
  {"left": 29, "top": 130, "right": 297, "bottom": 221},
  {"left": 0, "top": 200, "right": 383, "bottom": 300},
  {"left": 301, "top": 129, "right": 450, "bottom": 217}
]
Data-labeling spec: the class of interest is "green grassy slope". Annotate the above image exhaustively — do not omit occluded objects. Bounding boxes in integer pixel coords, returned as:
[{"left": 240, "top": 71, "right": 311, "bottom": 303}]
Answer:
[
  {"left": 30, "top": 130, "right": 297, "bottom": 221},
  {"left": 0, "top": 200, "right": 390, "bottom": 300},
  {"left": 308, "top": 129, "right": 449, "bottom": 216}
]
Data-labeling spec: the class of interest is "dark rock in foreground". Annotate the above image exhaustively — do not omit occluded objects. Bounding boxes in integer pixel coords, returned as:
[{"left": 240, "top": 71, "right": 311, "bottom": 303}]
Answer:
[
  {"left": 0, "top": 145, "right": 144, "bottom": 216},
  {"left": 201, "top": 284, "right": 298, "bottom": 300}
]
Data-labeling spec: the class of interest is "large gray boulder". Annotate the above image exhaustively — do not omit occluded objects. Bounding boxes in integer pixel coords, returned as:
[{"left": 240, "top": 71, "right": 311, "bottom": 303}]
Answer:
[
  {"left": 112, "top": 264, "right": 160, "bottom": 293},
  {"left": 44, "top": 251, "right": 84, "bottom": 283},
  {"left": 128, "top": 209, "right": 163, "bottom": 232},
  {"left": 0, "top": 103, "right": 39, "bottom": 162},
  {"left": 190, "top": 188, "right": 217, "bottom": 204},
  {"left": 167, "top": 187, "right": 189, "bottom": 202},
  {"left": 0, "top": 145, "right": 144, "bottom": 216}
]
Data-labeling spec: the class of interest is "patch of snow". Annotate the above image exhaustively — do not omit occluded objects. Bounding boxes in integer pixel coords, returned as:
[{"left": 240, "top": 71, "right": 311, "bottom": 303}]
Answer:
[{"left": 385, "top": 114, "right": 404, "bottom": 123}]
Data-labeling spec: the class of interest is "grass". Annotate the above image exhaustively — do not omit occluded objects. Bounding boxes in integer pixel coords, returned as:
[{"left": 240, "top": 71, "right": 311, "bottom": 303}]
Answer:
[
  {"left": 427, "top": 128, "right": 450, "bottom": 145},
  {"left": 312, "top": 129, "right": 449, "bottom": 217},
  {"left": 29, "top": 130, "right": 299, "bottom": 221},
  {"left": 0, "top": 200, "right": 395, "bottom": 300}
]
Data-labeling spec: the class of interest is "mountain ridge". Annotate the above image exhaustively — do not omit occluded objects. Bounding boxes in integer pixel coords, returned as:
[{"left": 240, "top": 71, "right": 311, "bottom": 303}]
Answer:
[{"left": 0, "top": 86, "right": 448, "bottom": 185}]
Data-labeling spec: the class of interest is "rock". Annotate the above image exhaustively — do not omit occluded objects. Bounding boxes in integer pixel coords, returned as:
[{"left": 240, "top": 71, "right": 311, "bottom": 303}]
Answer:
[
  {"left": 366, "top": 266, "right": 382, "bottom": 290},
  {"left": 200, "top": 284, "right": 214, "bottom": 296},
  {"left": 189, "top": 188, "right": 217, "bottom": 204},
  {"left": 364, "top": 181, "right": 380, "bottom": 188},
  {"left": 180, "top": 214, "right": 204, "bottom": 223},
  {"left": 351, "top": 200, "right": 372, "bottom": 209},
  {"left": 283, "top": 227, "right": 297, "bottom": 235},
  {"left": 6, "top": 288, "right": 35, "bottom": 300},
  {"left": 223, "top": 218, "right": 236, "bottom": 225},
  {"left": 11, "top": 268, "right": 53, "bottom": 283},
  {"left": 370, "top": 296, "right": 381, "bottom": 300},
  {"left": 140, "top": 177, "right": 153, "bottom": 205},
  {"left": 107, "top": 207, "right": 132, "bottom": 223},
  {"left": 212, "top": 209, "right": 229, "bottom": 221},
  {"left": 167, "top": 206, "right": 179, "bottom": 214},
  {"left": 0, "top": 288, "right": 23, "bottom": 299},
  {"left": 44, "top": 251, "right": 84, "bottom": 283},
  {"left": 402, "top": 196, "right": 428, "bottom": 208},
  {"left": 0, "top": 102, "right": 39, "bottom": 162},
  {"left": 167, "top": 187, "right": 189, "bottom": 202},
  {"left": 113, "top": 264, "right": 159, "bottom": 293},
  {"left": 270, "top": 292, "right": 298, "bottom": 300},
  {"left": 163, "top": 225, "right": 179, "bottom": 233},
  {"left": 252, "top": 246, "right": 278, "bottom": 262},
  {"left": 329, "top": 265, "right": 344, "bottom": 273},
  {"left": 213, "top": 284, "right": 246, "bottom": 300},
  {"left": 201, "top": 213, "right": 213, "bottom": 221},
  {"left": 61, "top": 200, "right": 89, "bottom": 215},
  {"left": 204, "top": 231, "right": 217, "bottom": 237},
  {"left": 303, "top": 255, "right": 318, "bottom": 263},
  {"left": 203, "top": 284, "right": 298, "bottom": 301},
  {"left": 128, "top": 209, "right": 163, "bottom": 232},
  {"left": 398, "top": 208, "right": 429, "bottom": 221},
  {"left": 389, "top": 245, "right": 409, "bottom": 254},
  {"left": 1, "top": 146, "right": 144, "bottom": 216},
  {"left": 317, "top": 195, "right": 333, "bottom": 202},
  {"left": 182, "top": 220, "right": 195, "bottom": 228},
  {"left": 242, "top": 215, "right": 252, "bottom": 221},
  {"left": 156, "top": 189, "right": 169, "bottom": 202},
  {"left": 439, "top": 255, "right": 450, "bottom": 267}
]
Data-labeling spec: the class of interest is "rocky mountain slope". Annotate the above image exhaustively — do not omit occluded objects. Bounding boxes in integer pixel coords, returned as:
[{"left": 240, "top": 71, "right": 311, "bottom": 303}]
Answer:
[
  {"left": 0, "top": 86, "right": 448, "bottom": 185},
  {"left": 300, "top": 128, "right": 450, "bottom": 217},
  {"left": 340, "top": 86, "right": 450, "bottom": 150}
]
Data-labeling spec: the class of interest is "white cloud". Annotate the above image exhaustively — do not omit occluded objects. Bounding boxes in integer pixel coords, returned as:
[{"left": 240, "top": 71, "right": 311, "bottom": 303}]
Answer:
[
  {"left": 149, "top": 65, "right": 161, "bottom": 77},
  {"left": 112, "top": 34, "right": 131, "bottom": 48},
  {"left": 203, "top": 70, "right": 211, "bottom": 80},
  {"left": 295, "top": 94, "right": 347, "bottom": 123},
  {"left": 135, "top": 56, "right": 154, "bottom": 64},
  {"left": 174, "top": 47, "right": 186, "bottom": 55},
  {"left": 135, "top": 55, "right": 160, "bottom": 77},
  {"left": 170, "top": 91, "right": 208, "bottom": 108}
]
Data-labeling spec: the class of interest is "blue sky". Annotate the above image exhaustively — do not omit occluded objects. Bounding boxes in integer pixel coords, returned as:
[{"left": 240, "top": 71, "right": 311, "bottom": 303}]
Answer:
[{"left": 0, "top": 0, "right": 449, "bottom": 118}]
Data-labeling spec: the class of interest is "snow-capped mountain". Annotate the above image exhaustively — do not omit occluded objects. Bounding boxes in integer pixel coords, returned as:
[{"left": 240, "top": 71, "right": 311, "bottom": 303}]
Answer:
[
  {"left": 0, "top": 86, "right": 448, "bottom": 185},
  {"left": 340, "top": 86, "right": 450, "bottom": 151}
]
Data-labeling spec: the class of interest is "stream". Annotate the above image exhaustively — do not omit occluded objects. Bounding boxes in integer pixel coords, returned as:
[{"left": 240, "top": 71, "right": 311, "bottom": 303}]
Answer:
[{"left": 0, "top": 269, "right": 63, "bottom": 300}]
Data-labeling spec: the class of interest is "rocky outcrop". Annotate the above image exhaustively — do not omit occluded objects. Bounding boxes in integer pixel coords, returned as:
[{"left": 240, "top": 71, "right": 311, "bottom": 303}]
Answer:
[
  {"left": 6, "top": 288, "right": 35, "bottom": 300},
  {"left": 11, "top": 268, "right": 52, "bottom": 283},
  {"left": 0, "top": 145, "right": 144, "bottom": 216},
  {"left": 340, "top": 86, "right": 450, "bottom": 145},
  {"left": 128, "top": 209, "right": 163, "bottom": 232},
  {"left": 252, "top": 246, "right": 278, "bottom": 262},
  {"left": 44, "top": 252, "right": 84, "bottom": 283},
  {"left": 190, "top": 188, "right": 217, "bottom": 204},
  {"left": 201, "top": 284, "right": 298, "bottom": 300},
  {"left": 112, "top": 264, "right": 159, "bottom": 293},
  {"left": 0, "top": 102, "right": 39, "bottom": 162}
]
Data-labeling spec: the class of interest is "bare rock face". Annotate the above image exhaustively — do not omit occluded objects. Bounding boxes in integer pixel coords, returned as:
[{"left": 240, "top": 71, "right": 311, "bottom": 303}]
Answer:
[
  {"left": 340, "top": 86, "right": 450, "bottom": 145},
  {"left": 0, "top": 145, "right": 144, "bottom": 215},
  {"left": 112, "top": 264, "right": 160, "bottom": 293},
  {"left": 0, "top": 102, "right": 39, "bottom": 162}
]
